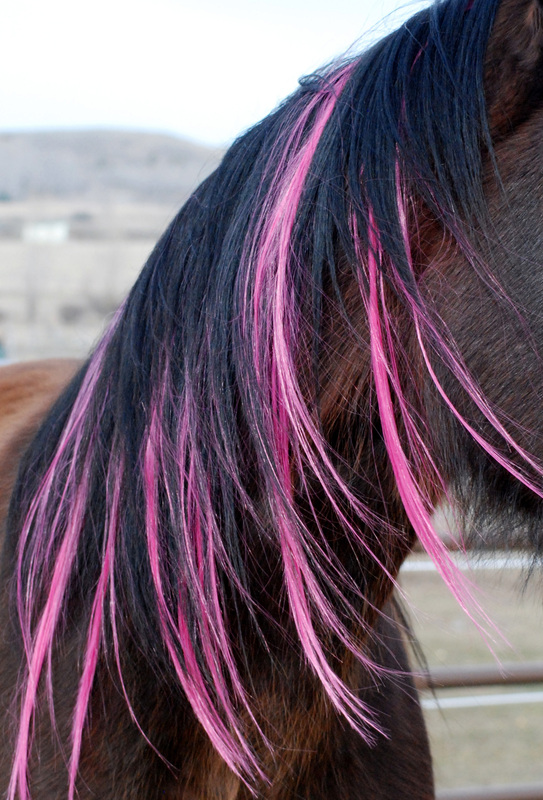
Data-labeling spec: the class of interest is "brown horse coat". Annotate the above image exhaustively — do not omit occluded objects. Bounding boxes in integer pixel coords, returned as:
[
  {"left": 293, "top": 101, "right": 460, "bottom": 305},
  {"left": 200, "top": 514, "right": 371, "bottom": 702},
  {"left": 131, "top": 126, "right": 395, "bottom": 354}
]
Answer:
[{"left": 0, "top": 360, "right": 80, "bottom": 529}]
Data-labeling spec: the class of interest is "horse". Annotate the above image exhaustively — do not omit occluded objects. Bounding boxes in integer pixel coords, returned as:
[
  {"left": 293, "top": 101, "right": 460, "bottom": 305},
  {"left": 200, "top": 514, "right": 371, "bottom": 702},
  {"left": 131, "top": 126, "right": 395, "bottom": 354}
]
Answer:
[
  {"left": 0, "top": 359, "right": 432, "bottom": 798},
  {"left": 0, "top": 360, "right": 81, "bottom": 527},
  {"left": 2, "top": 0, "right": 543, "bottom": 795}
]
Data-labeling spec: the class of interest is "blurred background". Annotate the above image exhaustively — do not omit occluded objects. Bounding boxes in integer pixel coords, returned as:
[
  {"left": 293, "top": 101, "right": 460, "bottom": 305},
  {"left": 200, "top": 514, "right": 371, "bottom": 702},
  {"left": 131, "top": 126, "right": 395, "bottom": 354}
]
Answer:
[{"left": 0, "top": 0, "right": 428, "bottom": 361}]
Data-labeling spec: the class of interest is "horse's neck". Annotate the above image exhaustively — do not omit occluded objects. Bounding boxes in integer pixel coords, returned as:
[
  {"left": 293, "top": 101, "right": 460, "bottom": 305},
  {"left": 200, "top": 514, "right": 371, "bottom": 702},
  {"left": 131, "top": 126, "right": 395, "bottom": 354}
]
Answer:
[{"left": 0, "top": 359, "right": 80, "bottom": 542}]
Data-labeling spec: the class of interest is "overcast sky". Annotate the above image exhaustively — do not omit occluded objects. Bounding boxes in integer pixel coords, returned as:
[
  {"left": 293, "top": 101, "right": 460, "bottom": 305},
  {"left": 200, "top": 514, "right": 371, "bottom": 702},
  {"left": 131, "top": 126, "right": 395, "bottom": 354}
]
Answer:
[{"left": 3, "top": 0, "right": 430, "bottom": 147}]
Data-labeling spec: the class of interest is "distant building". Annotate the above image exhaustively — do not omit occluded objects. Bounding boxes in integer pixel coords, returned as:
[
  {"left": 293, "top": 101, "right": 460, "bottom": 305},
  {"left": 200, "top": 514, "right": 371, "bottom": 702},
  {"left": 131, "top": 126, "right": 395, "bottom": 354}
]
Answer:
[{"left": 22, "top": 221, "right": 70, "bottom": 244}]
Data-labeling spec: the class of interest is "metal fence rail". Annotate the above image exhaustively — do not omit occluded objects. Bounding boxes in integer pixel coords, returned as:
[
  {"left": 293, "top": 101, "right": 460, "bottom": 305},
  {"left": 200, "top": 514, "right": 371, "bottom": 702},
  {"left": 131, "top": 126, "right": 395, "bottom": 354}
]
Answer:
[
  {"left": 419, "top": 662, "right": 543, "bottom": 800},
  {"left": 415, "top": 662, "right": 543, "bottom": 690},
  {"left": 436, "top": 785, "right": 543, "bottom": 800}
]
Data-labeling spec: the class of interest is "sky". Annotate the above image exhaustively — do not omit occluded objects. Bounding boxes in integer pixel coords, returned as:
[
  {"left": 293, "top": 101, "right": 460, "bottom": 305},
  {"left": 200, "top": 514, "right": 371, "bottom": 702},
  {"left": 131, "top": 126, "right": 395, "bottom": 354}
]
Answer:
[{"left": 3, "top": 0, "right": 430, "bottom": 147}]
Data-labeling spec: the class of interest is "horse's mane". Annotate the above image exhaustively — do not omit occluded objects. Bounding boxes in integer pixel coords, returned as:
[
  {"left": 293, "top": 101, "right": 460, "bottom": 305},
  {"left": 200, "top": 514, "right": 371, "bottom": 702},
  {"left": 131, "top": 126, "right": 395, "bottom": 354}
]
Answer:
[{"left": 6, "top": 0, "right": 543, "bottom": 796}]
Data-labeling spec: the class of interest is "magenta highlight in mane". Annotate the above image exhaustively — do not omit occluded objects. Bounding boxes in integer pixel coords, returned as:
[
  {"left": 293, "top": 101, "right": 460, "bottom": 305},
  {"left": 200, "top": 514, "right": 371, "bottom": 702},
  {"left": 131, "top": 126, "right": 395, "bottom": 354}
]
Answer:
[
  {"left": 68, "top": 452, "right": 122, "bottom": 798},
  {"left": 247, "top": 64, "right": 389, "bottom": 727},
  {"left": 363, "top": 206, "right": 489, "bottom": 628},
  {"left": 142, "top": 400, "right": 268, "bottom": 781},
  {"left": 10, "top": 328, "right": 116, "bottom": 800}
]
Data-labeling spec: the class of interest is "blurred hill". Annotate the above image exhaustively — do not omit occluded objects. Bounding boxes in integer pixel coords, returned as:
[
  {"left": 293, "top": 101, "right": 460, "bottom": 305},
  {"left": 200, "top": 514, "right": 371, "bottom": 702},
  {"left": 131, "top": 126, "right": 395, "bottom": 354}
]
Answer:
[
  {"left": 0, "top": 129, "right": 223, "bottom": 205},
  {"left": 0, "top": 129, "right": 227, "bottom": 360}
]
